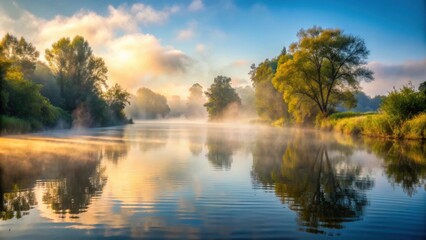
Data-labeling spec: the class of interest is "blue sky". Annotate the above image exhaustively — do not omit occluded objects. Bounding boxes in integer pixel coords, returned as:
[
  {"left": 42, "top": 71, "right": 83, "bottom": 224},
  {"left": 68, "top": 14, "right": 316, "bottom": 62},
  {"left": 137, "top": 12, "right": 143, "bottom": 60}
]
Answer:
[{"left": 1, "top": 0, "right": 425, "bottom": 96}]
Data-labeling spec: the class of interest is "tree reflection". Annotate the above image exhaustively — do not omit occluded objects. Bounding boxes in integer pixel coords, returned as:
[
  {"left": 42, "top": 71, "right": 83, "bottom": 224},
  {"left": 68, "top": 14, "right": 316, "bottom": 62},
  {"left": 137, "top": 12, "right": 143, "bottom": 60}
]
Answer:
[
  {"left": 41, "top": 160, "right": 107, "bottom": 216},
  {"left": 252, "top": 133, "right": 374, "bottom": 234},
  {"left": 0, "top": 137, "right": 117, "bottom": 221},
  {"left": 205, "top": 129, "right": 240, "bottom": 170},
  {"left": 1, "top": 185, "right": 36, "bottom": 220},
  {"left": 365, "top": 140, "right": 426, "bottom": 196}
]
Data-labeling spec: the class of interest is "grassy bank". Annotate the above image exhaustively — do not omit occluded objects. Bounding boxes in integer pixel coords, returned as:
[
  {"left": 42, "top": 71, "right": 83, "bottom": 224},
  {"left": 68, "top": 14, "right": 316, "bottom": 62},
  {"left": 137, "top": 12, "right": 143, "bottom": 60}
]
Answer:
[{"left": 319, "top": 112, "right": 426, "bottom": 140}]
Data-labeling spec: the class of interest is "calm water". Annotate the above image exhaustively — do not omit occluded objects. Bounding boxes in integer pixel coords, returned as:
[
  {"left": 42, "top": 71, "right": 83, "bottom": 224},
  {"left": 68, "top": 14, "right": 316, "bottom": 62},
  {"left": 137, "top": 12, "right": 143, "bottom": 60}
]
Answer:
[{"left": 0, "top": 121, "right": 425, "bottom": 239}]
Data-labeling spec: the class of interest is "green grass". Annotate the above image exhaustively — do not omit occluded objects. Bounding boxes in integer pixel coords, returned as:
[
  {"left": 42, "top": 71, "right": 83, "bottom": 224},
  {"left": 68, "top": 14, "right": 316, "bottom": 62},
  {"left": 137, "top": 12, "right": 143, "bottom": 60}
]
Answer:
[{"left": 319, "top": 112, "right": 426, "bottom": 140}]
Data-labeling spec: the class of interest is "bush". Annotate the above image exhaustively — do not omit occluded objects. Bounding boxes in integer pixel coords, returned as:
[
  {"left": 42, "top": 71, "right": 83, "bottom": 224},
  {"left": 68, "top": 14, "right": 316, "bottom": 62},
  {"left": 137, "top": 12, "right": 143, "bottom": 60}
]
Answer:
[
  {"left": 401, "top": 113, "right": 426, "bottom": 139},
  {"left": 380, "top": 83, "right": 426, "bottom": 123},
  {"left": 0, "top": 115, "right": 31, "bottom": 134}
]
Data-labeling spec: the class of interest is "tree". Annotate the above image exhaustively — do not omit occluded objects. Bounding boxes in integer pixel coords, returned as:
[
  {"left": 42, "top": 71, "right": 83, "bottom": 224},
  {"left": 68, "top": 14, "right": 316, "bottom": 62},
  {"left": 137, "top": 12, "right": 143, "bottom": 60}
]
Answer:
[
  {"left": 185, "top": 83, "right": 207, "bottom": 118},
  {"left": 204, "top": 76, "right": 241, "bottom": 120},
  {"left": 419, "top": 81, "right": 426, "bottom": 95},
  {"left": 45, "top": 36, "right": 108, "bottom": 113},
  {"left": 250, "top": 57, "right": 288, "bottom": 122},
  {"left": 380, "top": 82, "right": 426, "bottom": 123},
  {"left": 30, "top": 62, "right": 63, "bottom": 107},
  {"left": 0, "top": 36, "right": 66, "bottom": 131},
  {"left": 273, "top": 26, "right": 373, "bottom": 122},
  {"left": 104, "top": 83, "right": 131, "bottom": 123},
  {"left": 0, "top": 33, "right": 39, "bottom": 77},
  {"left": 45, "top": 36, "right": 111, "bottom": 127},
  {"left": 128, "top": 87, "right": 170, "bottom": 119}
]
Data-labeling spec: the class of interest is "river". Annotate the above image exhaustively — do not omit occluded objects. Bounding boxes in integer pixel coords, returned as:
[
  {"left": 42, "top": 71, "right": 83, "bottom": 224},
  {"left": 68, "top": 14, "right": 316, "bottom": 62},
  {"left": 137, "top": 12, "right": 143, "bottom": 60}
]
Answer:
[{"left": 0, "top": 121, "right": 425, "bottom": 239}]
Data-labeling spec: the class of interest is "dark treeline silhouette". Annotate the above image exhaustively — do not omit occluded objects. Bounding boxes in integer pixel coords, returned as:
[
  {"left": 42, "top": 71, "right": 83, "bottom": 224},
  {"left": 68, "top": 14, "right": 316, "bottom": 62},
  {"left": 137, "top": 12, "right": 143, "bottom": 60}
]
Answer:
[{"left": 0, "top": 34, "right": 131, "bottom": 134}]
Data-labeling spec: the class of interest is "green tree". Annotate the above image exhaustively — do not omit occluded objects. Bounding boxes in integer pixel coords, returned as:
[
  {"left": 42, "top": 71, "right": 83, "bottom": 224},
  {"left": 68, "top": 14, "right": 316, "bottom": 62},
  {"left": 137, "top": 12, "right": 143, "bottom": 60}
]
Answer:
[
  {"left": 273, "top": 26, "right": 373, "bottom": 122},
  {"left": 204, "top": 75, "right": 241, "bottom": 120},
  {"left": 45, "top": 36, "right": 111, "bottom": 126},
  {"left": 419, "top": 81, "right": 426, "bottom": 95},
  {"left": 250, "top": 56, "right": 288, "bottom": 122},
  {"left": 104, "top": 83, "right": 131, "bottom": 123},
  {"left": 45, "top": 36, "right": 107, "bottom": 112},
  {"left": 29, "top": 62, "right": 63, "bottom": 106},
  {"left": 380, "top": 82, "right": 426, "bottom": 123},
  {"left": 128, "top": 87, "right": 170, "bottom": 119},
  {"left": 0, "top": 33, "right": 39, "bottom": 78},
  {"left": 0, "top": 36, "right": 66, "bottom": 132}
]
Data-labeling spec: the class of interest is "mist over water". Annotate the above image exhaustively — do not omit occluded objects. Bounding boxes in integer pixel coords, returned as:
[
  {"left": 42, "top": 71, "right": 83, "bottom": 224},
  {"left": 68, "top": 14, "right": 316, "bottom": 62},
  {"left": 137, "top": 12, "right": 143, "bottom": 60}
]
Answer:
[{"left": 0, "top": 121, "right": 425, "bottom": 239}]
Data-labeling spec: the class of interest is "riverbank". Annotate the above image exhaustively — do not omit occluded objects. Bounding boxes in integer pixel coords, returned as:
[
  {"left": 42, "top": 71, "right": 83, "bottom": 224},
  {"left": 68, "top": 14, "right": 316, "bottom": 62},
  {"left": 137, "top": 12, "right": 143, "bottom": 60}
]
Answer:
[
  {"left": 0, "top": 115, "right": 133, "bottom": 136},
  {"left": 319, "top": 112, "right": 426, "bottom": 140}
]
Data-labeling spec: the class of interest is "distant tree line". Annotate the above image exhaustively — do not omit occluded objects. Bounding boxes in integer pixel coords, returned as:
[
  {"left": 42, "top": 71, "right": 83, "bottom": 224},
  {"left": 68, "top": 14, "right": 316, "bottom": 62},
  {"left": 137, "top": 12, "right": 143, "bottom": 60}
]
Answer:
[{"left": 0, "top": 34, "right": 131, "bottom": 134}]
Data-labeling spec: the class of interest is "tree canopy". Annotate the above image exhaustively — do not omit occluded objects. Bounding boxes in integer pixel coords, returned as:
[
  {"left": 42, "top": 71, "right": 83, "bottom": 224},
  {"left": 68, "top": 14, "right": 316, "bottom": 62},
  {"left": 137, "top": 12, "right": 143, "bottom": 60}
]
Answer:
[
  {"left": 204, "top": 75, "right": 241, "bottom": 120},
  {"left": 273, "top": 26, "right": 373, "bottom": 122},
  {"left": 250, "top": 56, "right": 288, "bottom": 122},
  {"left": 127, "top": 87, "right": 170, "bottom": 119}
]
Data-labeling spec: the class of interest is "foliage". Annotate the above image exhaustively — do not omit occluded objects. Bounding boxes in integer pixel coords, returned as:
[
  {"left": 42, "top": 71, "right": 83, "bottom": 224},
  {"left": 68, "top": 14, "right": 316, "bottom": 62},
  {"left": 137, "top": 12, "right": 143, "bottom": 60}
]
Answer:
[
  {"left": 29, "top": 62, "right": 63, "bottom": 106},
  {"left": 204, "top": 75, "right": 241, "bottom": 120},
  {"left": 104, "top": 83, "right": 131, "bottom": 123},
  {"left": 0, "top": 33, "right": 39, "bottom": 77},
  {"left": 45, "top": 35, "right": 129, "bottom": 127},
  {"left": 273, "top": 26, "right": 373, "bottom": 122},
  {"left": 45, "top": 36, "right": 108, "bottom": 113},
  {"left": 0, "top": 115, "right": 31, "bottom": 134},
  {"left": 185, "top": 83, "right": 207, "bottom": 118},
  {"left": 380, "top": 83, "right": 426, "bottom": 124},
  {"left": 320, "top": 112, "right": 426, "bottom": 139},
  {"left": 0, "top": 47, "right": 68, "bottom": 132},
  {"left": 401, "top": 113, "right": 426, "bottom": 139},
  {"left": 250, "top": 57, "right": 288, "bottom": 121},
  {"left": 419, "top": 81, "right": 426, "bottom": 95},
  {"left": 128, "top": 87, "right": 170, "bottom": 119},
  {"left": 328, "top": 111, "right": 375, "bottom": 120}
]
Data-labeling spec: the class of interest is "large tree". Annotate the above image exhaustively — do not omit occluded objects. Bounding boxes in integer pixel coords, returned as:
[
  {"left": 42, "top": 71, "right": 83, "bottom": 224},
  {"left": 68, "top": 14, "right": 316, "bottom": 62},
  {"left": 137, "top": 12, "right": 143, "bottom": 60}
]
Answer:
[
  {"left": 273, "top": 27, "right": 373, "bottom": 122},
  {"left": 45, "top": 36, "right": 112, "bottom": 126},
  {"left": 45, "top": 36, "right": 108, "bottom": 113},
  {"left": 128, "top": 87, "right": 170, "bottom": 119},
  {"left": 204, "top": 75, "right": 241, "bottom": 120},
  {"left": 0, "top": 33, "right": 39, "bottom": 78},
  {"left": 250, "top": 54, "right": 289, "bottom": 121}
]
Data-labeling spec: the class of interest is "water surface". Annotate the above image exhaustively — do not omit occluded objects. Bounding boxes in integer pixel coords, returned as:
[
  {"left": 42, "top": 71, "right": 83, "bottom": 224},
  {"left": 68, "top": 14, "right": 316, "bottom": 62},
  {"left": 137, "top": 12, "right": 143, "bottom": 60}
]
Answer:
[{"left": 1, "top": 122, "right": 425, "bottom": 239}]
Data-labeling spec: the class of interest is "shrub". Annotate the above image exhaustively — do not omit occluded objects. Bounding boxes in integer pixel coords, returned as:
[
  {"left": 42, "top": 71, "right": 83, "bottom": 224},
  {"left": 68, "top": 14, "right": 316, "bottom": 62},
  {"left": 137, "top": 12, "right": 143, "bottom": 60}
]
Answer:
[
  {"left": 380, "top": 83, "right": 426, "bottom": 123},
  {"left": 0, "top": 115, "right": 31, "bottom": 134},
  {"left": 401, "top": 113, "right": 426, "bottom": 139}
]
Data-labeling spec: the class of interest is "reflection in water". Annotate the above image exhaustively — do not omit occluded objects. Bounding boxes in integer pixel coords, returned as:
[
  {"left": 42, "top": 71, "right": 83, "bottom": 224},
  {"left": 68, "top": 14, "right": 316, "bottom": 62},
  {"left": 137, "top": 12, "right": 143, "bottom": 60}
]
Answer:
[
  {"left": 205, "top": 127, "right": 241, "bottom": 170},
  {"left": 1, "top": 185, "right": 36, "bottom": 220},
  {"left": 0, "top": 129, "right": 129, "bottom": 221},
  {"left": 0, "top": 123, "right": 425, "bottom": 239},
  {"left": 364, "top": 139, "right": 426, "bottom": 196},
  {"left": 252, "top": 131, "right": 374, "bottom": 234}
]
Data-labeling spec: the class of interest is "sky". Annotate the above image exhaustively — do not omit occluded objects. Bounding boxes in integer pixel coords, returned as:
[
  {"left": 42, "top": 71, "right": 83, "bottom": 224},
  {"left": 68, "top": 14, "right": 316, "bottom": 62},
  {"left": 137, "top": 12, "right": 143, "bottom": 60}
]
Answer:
[{"left": 0, "top": 0, "right": 425, "bottom": 97}]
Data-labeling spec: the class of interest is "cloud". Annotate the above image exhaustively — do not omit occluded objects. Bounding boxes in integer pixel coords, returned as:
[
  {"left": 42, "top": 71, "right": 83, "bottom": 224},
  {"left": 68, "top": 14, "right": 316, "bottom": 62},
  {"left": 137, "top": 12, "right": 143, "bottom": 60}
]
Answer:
[
  {"left": 195, "top": 44, "right": 206, "bottom": 53},
  {"left": 131, "top": 3, "right": 180, "bottom": 23},
  {"left": 176, "top": 28, "right": 195, "bottom": 41},
  {"left": 362, "top": 59, "right": 426, "bottom": 96},
  {"left": 103, "top": 34, "right": 192, "bottom": 90},
  {"left": 230, "top": 60, "right": 250, "bottom": 67},
  {"left": 188, "top": 0, "right": 204, "bottom": 11},
  {"left": 0, "top": 2, "right": 192, "bottom": 94}
]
